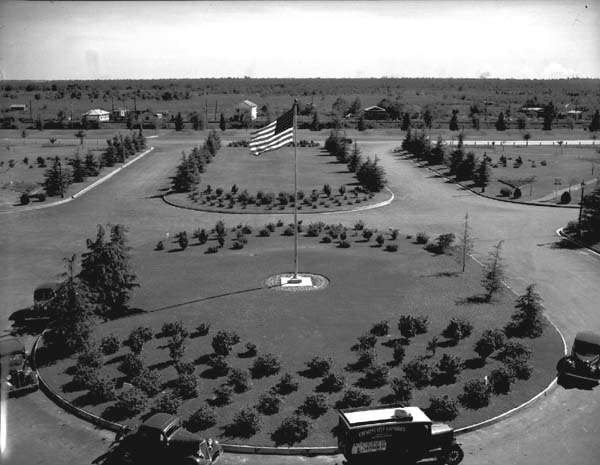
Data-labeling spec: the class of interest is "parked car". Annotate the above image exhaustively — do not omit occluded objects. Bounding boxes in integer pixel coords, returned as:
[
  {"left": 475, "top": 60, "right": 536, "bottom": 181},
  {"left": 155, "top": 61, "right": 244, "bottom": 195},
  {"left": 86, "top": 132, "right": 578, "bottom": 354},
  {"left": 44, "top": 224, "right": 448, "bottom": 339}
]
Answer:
[
  {"left": 109, "top": 413, "right": 222, "bottom": 464},
  {"left": 33, "top": 282, "right": 60, "bottom": 315},
  {"left": 0, "top": 336, "right": 39, "bottom": 397},
  {"left": 336, "top": 404, "right": 463, "bottom": 464},
  {"left": 558, "top": 331, "right": 600, "bottom": 382}
]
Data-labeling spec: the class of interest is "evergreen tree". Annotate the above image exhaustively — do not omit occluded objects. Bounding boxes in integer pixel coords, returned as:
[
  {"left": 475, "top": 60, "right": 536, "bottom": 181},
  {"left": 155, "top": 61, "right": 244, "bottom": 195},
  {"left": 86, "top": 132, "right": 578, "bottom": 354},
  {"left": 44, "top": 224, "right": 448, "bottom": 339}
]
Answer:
[
  {"left": 349, "top": 97, "right": 362, "bottom": 115},
  {"left": 206, "top": 130, "right": 221, "bottom": 156},
  {"left": 43, "top": 156, "right": 72, "bottom": 197},
  {"left": 79, "top": 224, "right": 139, "bottom": 319},
  {"left": 172, "top": 153, "right": 200, "bottom": 192},
  {"left": 219, "top": 113, "right": 226, "bottom": 131},
  {"left": 456, "top": 152, "right": 476, "bottom": 181},
  {"left": 506, "top": 285, "right": 545, "bottom": 337},
  {"left": 430, "top": 137, "right": 445, "bottom": 164},
  {"left": 174, "top": 112, "right": 185, "bottom": 131},
  {"left": 449, "top": 110, "right": 459, "bottom": 131},
  {"left": 102, "top": 139, "right": 117, "bottom": 167},
  {"left": 190, "top": 112, "right": 200, "bottom": 130},
  {"left": 482, "top": 241, "right": 505, "bottom": 302},
  {"left": 495, "top": 112, "right": 507, "bottom": 131},
  {"left": 474, "top": 158, "right": 490, "bottom": 192},
  {"left": 401, "top": 112, "right": 411, "bottom": 131},
  {"left": 46, "top": 255, "right": 94, "bottom": 355},
  {"left": 590, "top": 110, "right": 600, "bottom": 132},
  {"left": 356, "top": 157, "right": 386, "bottom": 192},
  {"left": 357, "top": 113, "right": 366, "bottom": 131},
  {"left": 84, "top": 151, "right": 100, "bottom": 177},
  {"left": 347, "top": 142, "right": 363, "bottom": 173},
  {"left": 449, "top": 149, "right": 464, "bottom": 176},
  {"left": 542, "top": 102, "right": 555, "bottom": 130},
  {"left": 423, "top": 109, "right": 433, "bottom": 129},
  {"left": 70, "top": 153, "right": 86, "bottom": 183},
  {"left": 310, "top": 111, "right": 321, "bottom": 131},
  {"left": 579, "top": 185, "right": 600, "bottom": 240}
]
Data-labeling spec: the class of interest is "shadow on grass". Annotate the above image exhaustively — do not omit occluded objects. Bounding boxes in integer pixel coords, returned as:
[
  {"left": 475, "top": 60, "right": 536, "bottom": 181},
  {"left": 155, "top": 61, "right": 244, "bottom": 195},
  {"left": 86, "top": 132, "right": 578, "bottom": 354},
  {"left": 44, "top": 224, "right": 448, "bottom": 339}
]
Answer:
[
  {"left": 551, "top": 239, "right": 583, "bottom": 250},
  {"left": 105, "top": 354, "right": 125, "bottom": 365},
  {"left": 422, "top": 271, "right": 461, "bottom": 278},
  {"left": 557, "top": 373, "right": 598, "bottom": 391},
  {"left": 464, "top": 357, "right": 486, "bottom": 370},
  {"left": 199, "top": 367, "right": 227, "bottom": 379},
  {"left": 148, "top": 360, "right": 172, "bottom": 371},
  {"left": 456, "top": 294, "right": 490, "bottom": 305}
]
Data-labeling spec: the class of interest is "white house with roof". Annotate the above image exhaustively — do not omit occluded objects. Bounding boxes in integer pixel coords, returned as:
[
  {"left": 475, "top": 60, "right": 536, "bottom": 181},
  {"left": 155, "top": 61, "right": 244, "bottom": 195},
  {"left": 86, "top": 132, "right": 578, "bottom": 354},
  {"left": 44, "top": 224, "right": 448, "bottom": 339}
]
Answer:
[
  {"left": 236, "top": 100, "right": 258, "bottom": 120},
  {"left": 82, "top": 109, "right": 110, "bottom": 123}
]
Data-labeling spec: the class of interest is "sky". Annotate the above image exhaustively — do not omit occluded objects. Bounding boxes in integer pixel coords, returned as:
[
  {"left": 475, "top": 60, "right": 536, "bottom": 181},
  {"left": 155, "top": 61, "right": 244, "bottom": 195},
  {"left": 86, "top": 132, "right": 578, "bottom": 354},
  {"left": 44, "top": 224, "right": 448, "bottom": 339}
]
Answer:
[{"left": 0, "top": 0, "right": 599, "bottom": 80}]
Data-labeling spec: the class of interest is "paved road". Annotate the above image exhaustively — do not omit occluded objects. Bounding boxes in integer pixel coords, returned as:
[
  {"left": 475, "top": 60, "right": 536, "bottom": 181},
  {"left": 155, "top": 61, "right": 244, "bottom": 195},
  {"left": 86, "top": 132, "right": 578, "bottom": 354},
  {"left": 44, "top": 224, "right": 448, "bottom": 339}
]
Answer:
[{"left": 1, "top": 137, "right": 599, "bottom": 465}]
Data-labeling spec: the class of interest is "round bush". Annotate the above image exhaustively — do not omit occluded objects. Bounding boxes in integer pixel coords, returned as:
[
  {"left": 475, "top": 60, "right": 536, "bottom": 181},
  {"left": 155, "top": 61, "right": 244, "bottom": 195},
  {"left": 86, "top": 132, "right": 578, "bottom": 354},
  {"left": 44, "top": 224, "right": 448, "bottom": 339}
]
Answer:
[
  {"left": 360, "top": 364, "right": 389, "bottom": 388},
  {"left": 130, "top": 368, "right": 162, "bottom": 397},
  {"left": 305, "top": 356, "right": 332, "bottom": 377},
  {"left": 174, "top": 373, "right": 198, "bottom": 399},
  {"left": 195, "top": 323, "right": 210, "bottom": 336},
  {"left": 151, "top": 392, "right": 182, "bottom": 415},
  {"left": 100, "top": 334, "right": 120, "bottom": 356},
  {"left": 385, "top": 244, "right": 398, "bottom": 252},
  {"left": 72, "top": 364, "right": 98, "bottom": 390},
  {"left": 272, "top": 416, "right": 310, "bottom": 446},
  {"left": 560, "top": 191, "right": 571, "bottom": 204},
  {"left": 212, "top": 330, "right": 241, "bottom": 356},
  {"left": 251, "top": 353, "right": 281, "bottom": 378},
  {"left": 229, "top": 408, "right": 261, "bottom": 438},
  {"left": 271, "top": 373, "right": 298, "bottom": 395},
  {"left": 87, "top": 373, "right": 116, "bottom": 403},
  {"left": 489, "top": 367, "right": 514, "bottom": 394},
  {"left": 474, "top": 329, "right": 506, "bottom": 360},
  {"left": 403, "top": 357, "right": 432, "bottom": 388},
  {"left": 336, "top": 389, "right": 372, "bottom": 409},
  {"left": 212, "top": 384, "right": 233, "bottom": 406},
  {"left": 115, "top": 387, "right": 148, "bottom": 417},
  {"left": 443, "top": 318, "right": 473, "bottom": 343},
  {"left": 227, "top": 368, "right": 252, "bottom": 393},
  {"left": 427, "top": 395, "right": 458, "bottom": 421},
  {"left": 257, "top": 393, "right": 281, "bottom": 415},
  {"left": 185, "top": 405, "right": 217, "bottom": 432},
  {"left": 459, "top": 379, "right": 491, "bottom": 409},
  {"left": 390, "top": 377, "right": 412, "bottom": 403},
  {"left": 435, "top": 354, "right": 464, "bottom": 384},
  {"left": 298, "top": 394, "right": 328, "bottom": 418},
  {"left": 370, "top": 320, "right": 390, "bottom": 337},
  {"left": 161, "top": 320, "right": 189, "bottom": 338},
  {"left": 119, "top": 353, "right": 144, "bottom": 378},
  {"left": 77, "top": 346, "right": 104, "bottom": 369},
  {"left": 174, "top": 361, "right": 195, "bottom": 376},
  {"left": 506, "top": 359, "right": 533, "bottom": 380},
  {"left": 318, "top": 373, "right": 345, "bottom": 393}
]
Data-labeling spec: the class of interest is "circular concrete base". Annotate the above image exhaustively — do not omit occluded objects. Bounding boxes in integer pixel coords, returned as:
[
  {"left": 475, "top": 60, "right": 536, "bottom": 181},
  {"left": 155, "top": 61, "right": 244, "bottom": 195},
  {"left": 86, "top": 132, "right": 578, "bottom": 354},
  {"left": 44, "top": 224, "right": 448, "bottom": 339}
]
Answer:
[{"left": 264, "top": 272, "right": 329, "bottom": 292}]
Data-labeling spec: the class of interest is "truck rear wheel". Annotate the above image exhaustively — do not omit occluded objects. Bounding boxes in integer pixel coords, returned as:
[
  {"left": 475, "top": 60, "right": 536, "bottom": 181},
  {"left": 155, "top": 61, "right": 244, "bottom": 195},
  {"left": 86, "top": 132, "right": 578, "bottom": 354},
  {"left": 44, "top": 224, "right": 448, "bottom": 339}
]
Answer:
[{"left": 440, "top": 444, "right": 464, "bottom": 465}]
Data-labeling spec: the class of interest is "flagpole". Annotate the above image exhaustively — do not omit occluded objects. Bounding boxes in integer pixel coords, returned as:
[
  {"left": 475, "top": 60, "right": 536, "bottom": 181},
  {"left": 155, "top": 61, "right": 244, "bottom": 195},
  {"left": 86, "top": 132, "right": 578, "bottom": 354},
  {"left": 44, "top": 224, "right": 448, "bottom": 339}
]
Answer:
[{"left": 293, "top": 100, "right": 299, "bottom": 280}]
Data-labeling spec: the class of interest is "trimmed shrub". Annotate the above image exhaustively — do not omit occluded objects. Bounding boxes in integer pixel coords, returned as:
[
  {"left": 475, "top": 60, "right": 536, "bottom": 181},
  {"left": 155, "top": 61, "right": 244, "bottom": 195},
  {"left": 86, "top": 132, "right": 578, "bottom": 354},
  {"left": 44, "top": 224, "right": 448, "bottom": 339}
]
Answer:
[
  {"left": 87, "top": 373, "right": 116, "bottom": 403},
  {"left": 353, "top": 333, "right": 378, "bottom": 351},
  {"left": 443, "top": 318, "right": 474, "bottom": 344},
  {"left": 392, "top": 342, "right": 406, "bottom": 365},
  {"left": 474, "top": 329, "right": 506, "bottom": 360},
  {"left": 305, "top": 356, "right": 332, "bottom": 377},
  {"left": 229, "top": 408, "right": 261, "bottom": 438},
  {"left": 425, "top": 233, "right": 456, "bottom": 254},
  {"left": 73, "top": 364, "right": 98, "bottom": 390},
  {"left": 258, "top": 228, "right": 270, "bottom": 237},
  {"left": 174, "top": 361, "right": 195, "bottom": 376},
  {"left": 115, "top": 387, "right": 147, "bottom": 417},
  {"left": 212, "top": 330, "right": 240, "bottom": 356},
  {"left": 20, "top": 192, "right": 30, "bottom": 205},
  {"left": 195, "top": 323, "right": 210, "bottom": 336},
  {"left": 257, "top": 393, "right": 281, "bottom": 415},
  {"left": 336, "top": 389, "right": 372, "bottom": 409},
  {"left": 560, "top": 191, "right": 571, "bottom": 204},
  {"left": 398, "top": 315, "right": 428, "bottom": 338},
  {"left": 459, "top": 379, "right": 491, "bottom": 409},
  {"left": 513, "top": 188, "right": 522, "bottom": 199},
  {"left": 489, "top": 367, "right": 515, "bottom": 394},
  {"left": 427, "top": 395, "right": 459, "bottom": 421},
  {"left": 385, "top": 244, "right": 398, "bottom": 252},
  {"left": 283, "top": 226, "right": 294, "bottom": 236},
  {"left": 370, "top": 320, "right": 390, "bottom": 337},
  {"left": 206, "top": 353, "right": 229, "bottom": 375},
  {"left": 435, "top": 354, "right": 463, "bottom": 384},
  {"left": 161, "top": 320, "right": 188, "bottom": 338},
  {"left": 272, "top": 416, "right": 310, "bottom": 446},
  {"left": 119, "top": 353, "right": 144, "bottom": 378},
  {"left": 362, "top": 229, "right": 373, "bottom": 241},
  {"left": 298, "top": 394, "right": 328, "bottom": 418},
  {"left": 130, "top": 368, "right": 162, "bottom": 397},
  {"left": 403, "top": 357, "right": 432, "bottom": 388},
  {"left": 100, "top": 335, "right": 120, "bottom": 356},
  {"left": 174, "top": 374, "right": 198, "bottom": 399},
  {"left": 271, "top": 373, "right": 298, "bottom": 395},
  {"left": 251, "top": 353, "right": 281, "bottom": 378},
  {"left": 318, "top": 373, "right": 345, "bottom": 393},
  {"left": 185, "top": 405, "right": 217, "bottom": 432},
  {"left": 151, "top": 392, "right": 181, "bottom": 415},
  {"left": 167, "top": 334, "right": 187, "bottom": 362},
  {"left": 321, "top": 236, "right": 332, "bottom": 244},
  {"left": 206, "top": 245, "right": 219, "bottom": 254},
  {"left": 499, "top": 187, "right": 512, "bottom": 197},
  {"left": 506, "top": 358, "right": 533, "bottom": 380},
  {"left": 155, "top": 240, "right": 164, "bottom": 251},
  {"left": 360, "top": 364, "right": 389, "bottom": 388},
  {"left": 416, "top": 232, "right": 429, "bottom": 244},
  {"left": 212, "top": 384, "right": 234, "bottom": 406},
  {"left": 78, "top": 345, "right": 104, "bottom": 369},
  {"left": 497, "top": 341, "right": 532, "bottom": 362},
  {"left": 338, "top": 240, "right": 351, "bottom": 248},
  {"left": 227, "top": 368, "right": 252, "bottom": 393},
  {"left": 375, "top": 234, "right": 385, "bottom": 247},
  {"left": 242, "top": 342, "right": 257, "bottom": 357},
  {"left": 126, "top": 326, "right": 153, "bottom": 355},
  {"left": 390, "top": 377, "right": 412, "bottom": 403}
]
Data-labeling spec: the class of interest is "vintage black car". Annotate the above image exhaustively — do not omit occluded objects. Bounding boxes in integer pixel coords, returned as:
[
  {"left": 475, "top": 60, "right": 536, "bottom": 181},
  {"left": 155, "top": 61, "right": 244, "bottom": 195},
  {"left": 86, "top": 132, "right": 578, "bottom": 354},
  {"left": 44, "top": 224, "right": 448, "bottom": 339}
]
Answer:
[
  {"left": 558, "top": 331, "right": 600, "bottom": 383},
  {"left": 336, "top": 404, "right": 463, "bottom": 464},
  {"left": 0, "top": 336, "right": 39, "bottom": 397},
  {"left": 109, "top": 413, "right": 222, "bottom": 465}
]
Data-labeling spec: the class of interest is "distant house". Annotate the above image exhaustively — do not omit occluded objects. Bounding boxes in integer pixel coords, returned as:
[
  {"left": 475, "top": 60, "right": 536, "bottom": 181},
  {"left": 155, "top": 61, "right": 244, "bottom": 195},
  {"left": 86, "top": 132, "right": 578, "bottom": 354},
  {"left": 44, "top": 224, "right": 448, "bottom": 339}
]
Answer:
[
  {"left": 8, "top": 104, "right": 27, "bottom": 112},
  {"left": 82, "top": 109, "right": 110, "bottom": 123},
  {"left": 363, "top": 106, "right": 388, "bottom": 120},
  {"left": 521, "top": 107, "right": 544, "bottom": 118},
  {"left": 111, "top": 108, "right": 128, "bottom": 121},
  {"left": 566, "top": 110, "right": 583, "bottom": 120},
  {"left": 236, "top": 100, "right": 258, "bottom": 120}
]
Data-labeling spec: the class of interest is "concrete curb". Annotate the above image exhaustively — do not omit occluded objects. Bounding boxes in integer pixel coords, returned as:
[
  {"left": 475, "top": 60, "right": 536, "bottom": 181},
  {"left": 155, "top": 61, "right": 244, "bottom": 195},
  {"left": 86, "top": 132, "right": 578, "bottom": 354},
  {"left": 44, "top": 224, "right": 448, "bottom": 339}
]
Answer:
[
  {"left": 162, "top": 186, "right": 395, "bottom": 216},
  {"left": 1, "top": 147, "right": 154, "bottom": 215},
  {"left": 556, "top": 228, "right": 600, "bottom": 257},
  {"left": 409, "top": 157, "right": 579, "bottom": 209}
]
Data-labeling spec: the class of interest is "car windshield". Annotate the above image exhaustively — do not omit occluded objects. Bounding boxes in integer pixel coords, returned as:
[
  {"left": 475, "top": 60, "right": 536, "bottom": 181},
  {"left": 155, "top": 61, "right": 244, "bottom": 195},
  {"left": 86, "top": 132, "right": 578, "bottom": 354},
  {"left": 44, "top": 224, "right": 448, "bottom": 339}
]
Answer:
[
  {"left": 34, "top": 288, "right": 54, "bottom": 301},
  {"left": 574, "top": 340, "right": 600, "bottom": 356}
]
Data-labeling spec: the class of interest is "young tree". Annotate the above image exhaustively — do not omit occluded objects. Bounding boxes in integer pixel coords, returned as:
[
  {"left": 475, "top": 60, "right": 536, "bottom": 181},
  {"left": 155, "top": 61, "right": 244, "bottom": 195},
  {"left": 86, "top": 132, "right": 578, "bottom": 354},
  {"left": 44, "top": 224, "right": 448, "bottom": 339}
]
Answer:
[
  {"left": 449, "top": 110, "right": 459, "bottom": 131},
  {"left": 45, "top": 255, "right": 94, "bottom": 355},
  {"left": 70, "top": 153, "right": 86, "bottom": 183},
  {"left": 430, "top": 137, "right": 445, "bottom": 164},
  {"left": 423, "top": 108, "right": 433, "bottom": 129},
  {"left": 310, "top": 111, "right": 321, "bottom": 131},
  {"left": 448, "top": 148, "right": 464, "bottom": 176},
  {"left": 542, "top": 101, "right": 555, "bottom": 131},
  {"left": 43, "top": 156, "right": 72, "bottom": 197},
  {"left": 495, "top": 112, "right": 507, "bottom": 131},
  {"left": 347, "top": 142, "right": 363, "bottom": 173},
  {"left": 506, "top": 284, "right": 545, "bottom": 337},
  {"left": 456, "top": 152, "right": 476, "bottom": 181},
  {"left": 523, "top": 132, "right": 531, "bottom": 146},
  {"left": 357, "top": 113, "right": 366, "bottom": 132},
  {"left": 482, "top": 241, "right": 505, "bottom": 302},
  {"left": 474, "top": 158, "right": 490, "bottom": 192},
  {"left": 349, "top": 97, "right": 362, "bottom": 115},
  {"left": 356, "top": 157, "right": 386, "bottom": 192},
  {"left": 174, "top": 112, "right": 185, "bottom": 131},
  {"left": 401, "top": 112, "right": 411, "bottom": 131},
  {"left": 172, "top": 153, "right": 200, "bottom": 192},
  {"left": 219, "top": 113, "right": 226, "bottom": 131},
  {"left": 75, "top": 130, "right": 86, "bottom": 145},
  {"left": 84, "top": 151, "right": 100, "bottom": 176},
  {"left": 79, "top": 224, "right": 139, "bottom": 318},
  {"left": 590, "top": 110, "right": 600, "bottom": 132},
  {"left": 456, "top": 212, "right": 474, "bottom": 273},
  {"left": 579, "top": 185, "right": 600, "bottom": 240}
]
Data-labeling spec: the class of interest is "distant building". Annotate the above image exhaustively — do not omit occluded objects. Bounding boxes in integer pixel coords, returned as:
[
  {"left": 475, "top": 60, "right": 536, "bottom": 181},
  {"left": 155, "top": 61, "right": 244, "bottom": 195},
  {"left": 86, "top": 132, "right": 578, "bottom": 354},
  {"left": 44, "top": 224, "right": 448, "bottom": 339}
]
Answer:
[
  {"left": 111, "top": 108, "right": 128, "bottom": 121},
  {"left": 521, "top": 107, "right": 544, "bottom": 118},
  {"left": 236, "top": 100, "right": 258, "bottom": 120},
  {"left": 566, "top": 110, "right": 583, "bottom": 120},
  {"left": 363, "top": 106, "right": 388, "bottom": 120},
  {"left": 8, "top": 104, "right": 27, "bottom": 111},
  {"left": 82, "top": 109, "right": 110, "bottom": 123}
]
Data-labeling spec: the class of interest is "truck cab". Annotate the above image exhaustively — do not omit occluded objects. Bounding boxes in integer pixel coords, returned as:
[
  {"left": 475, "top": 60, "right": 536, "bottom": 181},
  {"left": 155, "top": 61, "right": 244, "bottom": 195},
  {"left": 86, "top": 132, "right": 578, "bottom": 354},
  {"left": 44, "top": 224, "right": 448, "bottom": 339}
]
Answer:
[
  {"left": 558, "top": 331, "right": 600, "bottom": 383},
  {"left": 0, "top": 336, "right": 39, "bottom": 397},
  {"left": 33, "top": 282, "right": 60, "bottom": 315},
  {"left": 336, "top": 404, "right": 462, "bottom": 464}
]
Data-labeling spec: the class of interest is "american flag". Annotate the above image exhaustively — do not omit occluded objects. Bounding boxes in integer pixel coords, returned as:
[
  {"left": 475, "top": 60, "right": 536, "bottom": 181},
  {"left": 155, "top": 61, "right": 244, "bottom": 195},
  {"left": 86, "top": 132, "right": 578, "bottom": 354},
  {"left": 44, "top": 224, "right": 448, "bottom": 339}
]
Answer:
[{"left": 249, "top": 106, "right": 295, "bottom": 156}]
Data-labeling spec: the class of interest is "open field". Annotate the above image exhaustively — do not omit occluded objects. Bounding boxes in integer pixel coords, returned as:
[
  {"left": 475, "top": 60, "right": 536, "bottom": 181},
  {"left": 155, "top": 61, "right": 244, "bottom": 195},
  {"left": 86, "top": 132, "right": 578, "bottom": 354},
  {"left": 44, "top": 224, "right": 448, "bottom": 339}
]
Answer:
[{"left": 38, "top": 229, "right": 563, "bottom": 447}]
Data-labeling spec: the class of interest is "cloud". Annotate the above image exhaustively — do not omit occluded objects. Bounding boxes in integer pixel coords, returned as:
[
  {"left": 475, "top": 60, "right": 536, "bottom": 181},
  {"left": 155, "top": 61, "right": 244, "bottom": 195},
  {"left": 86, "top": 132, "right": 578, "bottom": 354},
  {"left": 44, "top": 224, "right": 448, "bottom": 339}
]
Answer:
[{"left": 542, "top": 62, "right": 577, "bottom": 79}]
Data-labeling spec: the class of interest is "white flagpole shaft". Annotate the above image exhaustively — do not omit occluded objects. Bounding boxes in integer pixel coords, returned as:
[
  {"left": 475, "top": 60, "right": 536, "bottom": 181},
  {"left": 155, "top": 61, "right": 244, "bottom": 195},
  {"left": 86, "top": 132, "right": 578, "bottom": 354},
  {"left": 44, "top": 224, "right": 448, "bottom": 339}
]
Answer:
[{"left": 293, "top": 102, "right": 299, "bottom": 279}]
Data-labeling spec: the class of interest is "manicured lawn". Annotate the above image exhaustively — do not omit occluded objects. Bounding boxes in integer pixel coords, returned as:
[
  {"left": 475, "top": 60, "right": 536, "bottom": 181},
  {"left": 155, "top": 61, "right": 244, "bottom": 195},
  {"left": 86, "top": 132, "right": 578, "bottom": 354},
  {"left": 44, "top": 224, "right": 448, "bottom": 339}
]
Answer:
[
  {"left": 39, "top": 224, "right": 563, "bottom": 446},
  {"left": 166, "top": 146, "right": 389, "bottom": 213}
]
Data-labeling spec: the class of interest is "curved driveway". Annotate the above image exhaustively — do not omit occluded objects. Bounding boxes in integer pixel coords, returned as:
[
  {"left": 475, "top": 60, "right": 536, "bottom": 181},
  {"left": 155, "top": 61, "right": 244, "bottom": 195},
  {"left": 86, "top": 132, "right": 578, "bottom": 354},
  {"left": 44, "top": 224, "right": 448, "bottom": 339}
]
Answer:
[{"left": 1, "top": 137, "right": 599, "bottom": 465}]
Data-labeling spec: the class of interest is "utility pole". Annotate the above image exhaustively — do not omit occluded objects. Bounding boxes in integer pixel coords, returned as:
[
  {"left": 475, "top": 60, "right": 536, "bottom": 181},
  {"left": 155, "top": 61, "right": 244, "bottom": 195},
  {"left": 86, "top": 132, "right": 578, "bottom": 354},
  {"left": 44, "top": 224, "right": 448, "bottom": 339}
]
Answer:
[
  {"left": 214, "top": 100, "right": 218, "bottom": 122},
  {"left": 578, "top": 181, "right": 585, "bottom": 237},
  {"left": 204, "top": 88, "right": 208, "bottom": 128},
  {"left": 29, "top": 97, "right": 33, "bottom": 123}
]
